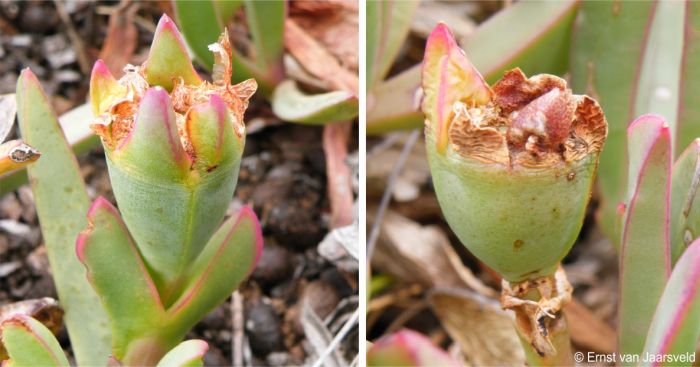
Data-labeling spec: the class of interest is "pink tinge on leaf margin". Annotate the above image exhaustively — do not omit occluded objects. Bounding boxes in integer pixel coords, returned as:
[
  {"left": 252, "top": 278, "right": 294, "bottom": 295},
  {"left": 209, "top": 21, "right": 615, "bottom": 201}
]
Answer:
[
  {"left": 153, "top": 14, "right": 191, "bottom": 56},
  {"left": 145, "top": 13, "right": 201, "bottom": 85},
  {"left": 0, "top": 315, "right": 63, "bottom": 365},
  {"left": 91, "top": 59, "right": 116, "bottom": 84},
  {"left": 185, "top": 94, "right": 229, "bottom": 162},
  {"left": 75, "top": 196, "right": 114, "bottom": 263},
  {"left": 421, "top": 23, "right": 490, "bottom": 153},
  {"left": 167, "top": 205, "right": 263, "bottom": 315},
  {"left": 653, "top": 239, "right": 700, "bottom": 361},
  {"left": 123, "top": 87, "right": 192, "bottom": 167},
  {"left": 75, "top": 196, "right": 165, "bottom": 311},
  {"left": 622, "top": 113, "right": 672, "bottom": 276},
  {"left": 241, "top": 205, "right": 265, "bottom": 270}
]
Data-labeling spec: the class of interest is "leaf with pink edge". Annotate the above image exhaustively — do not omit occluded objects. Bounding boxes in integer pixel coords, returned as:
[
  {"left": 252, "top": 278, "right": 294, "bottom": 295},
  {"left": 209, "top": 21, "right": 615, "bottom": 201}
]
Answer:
[
  {"left": 168, "top": 206, "right": 262, "bottom": 331},
  {"left": 156, "top": 340, "right": 208, "bottom": 367},
  {"left": 367, "top": 329, "right": 460, "bottom": 367},
  {"left": 618, "top": 114, "right": 672, "bottom": 360},
  {"left": 640, "top": 238, "right": 700, "bottom": 367},
  {"left": 110, "top": 87, "right": 190, "bottom": 179},
  {"left": 16, "top": 69, "right": 110, "bottom": 366},
  {"left": 89, "top": 60, "right": 126, "bottom": 117},
  {"left": 185, "top": 94, "right": 242, "bottom": 173},
  {"left": 0, "top": 315, "right": 69, "bottom": 367},
  {"left": 144, "top": 14, "right": 202, "bottom": 91},
  {"left": 76, "top": 197, "right": 166, "bottom": 360},
  {"left": 421, "top": 23, "right": 491, "bottom": 154}
]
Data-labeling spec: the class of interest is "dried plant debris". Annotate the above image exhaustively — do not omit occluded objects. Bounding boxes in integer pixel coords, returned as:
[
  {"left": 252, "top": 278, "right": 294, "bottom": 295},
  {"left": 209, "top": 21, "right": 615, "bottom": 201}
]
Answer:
[
  {"left": 500, "top": 265, "right": 572, "bottom": 357},
  {"left": 429, "top": 288, "right": 524, "bottom": 366},
  {"left": 91, "top": 32, "right": 256, "bottom": 153},
  {"left": 444, "top": 68, "right": 607, "bottom": 168}
]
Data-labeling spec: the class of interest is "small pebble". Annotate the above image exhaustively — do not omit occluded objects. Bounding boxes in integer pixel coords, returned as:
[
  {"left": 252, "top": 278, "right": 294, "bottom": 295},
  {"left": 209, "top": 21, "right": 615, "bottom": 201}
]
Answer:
[
  {"left": 246, "top": 300, "right": 282, "bottom": 357},
  {"left": 0, "top": 261, "right": 21, "bottom": 277}
]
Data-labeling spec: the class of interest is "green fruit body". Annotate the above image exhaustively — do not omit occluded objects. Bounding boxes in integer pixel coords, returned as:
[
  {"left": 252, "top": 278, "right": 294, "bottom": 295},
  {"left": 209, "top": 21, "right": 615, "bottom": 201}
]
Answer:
[{"left": 426, "top": 131, "right": 598, "bottom": 282}]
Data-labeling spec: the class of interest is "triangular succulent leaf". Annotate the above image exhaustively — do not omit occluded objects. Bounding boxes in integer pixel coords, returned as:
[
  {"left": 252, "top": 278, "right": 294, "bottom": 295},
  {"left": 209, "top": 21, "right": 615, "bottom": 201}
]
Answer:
[
  {"left": 168, "top": 206, "right": 262, "bottom": 330},
  {"left": 76, "top": 197, "right": 166, "bottom": 360},
  {"left": 421, "top": 23, "right": 491, "bottom": 154},
  {"left": 90, "top": 60, "right": 127, "bottom": 117},
  {"left": 144, "top": 14, "right": 202, "bottom": 91}
]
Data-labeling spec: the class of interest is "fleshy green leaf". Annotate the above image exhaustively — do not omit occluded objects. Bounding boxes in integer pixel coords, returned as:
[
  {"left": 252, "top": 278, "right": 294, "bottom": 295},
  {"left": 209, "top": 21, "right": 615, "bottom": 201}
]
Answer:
[
  {"left": 16, "top": 69, "right": 111, "bottom": 366},
  {"left": 156, "top": 340, "right": 208, "bottom": 367},
  {"left": 618, "top": 114, "right": 672, "bottom": 362},
  {"left": 112, "top": 87, "right": 190, "bottom": 179},
  {"left": 570, "top": 2, "right": 699, "bottom": 242},
  {"left": 213, "top": 1, "right": 242, "bottom": 24},
  {"left": 168, "top": 206, "right": 262, "bottom": 329},
  {"left": 367, "top": 0, "right": 578, "bottom": 135},
  {"left": 144, "top": 14, "right": 202, "bottom": 91},
  {"left": 243, "top": 0, "right": 285, "bottom": 80},
  {"left": 1, "top": 316, "right": 69, "bottom": 367},
  {"left": 678, "top": 4, "right": 700, "bottom": 156},
  {"left": 367, "top": 329, "right": 460, "bottom": 366},
  {"left": 670, "top": 140, "right": 700, "bottom": 265},
  {"left": 640, "top": 238, "right": 700, "bottom": 367},
  {"left": 366, "top": 0, "right": 419, "bottom": 88},
  {"left": 76, "top": 197, "right": 166, "bottom": 361},
  {"left": 185, "top": 94, "right": 242, "bottom": 173},
  {"left": 271, "top": 80, "right": 359, "bottom": 125}
]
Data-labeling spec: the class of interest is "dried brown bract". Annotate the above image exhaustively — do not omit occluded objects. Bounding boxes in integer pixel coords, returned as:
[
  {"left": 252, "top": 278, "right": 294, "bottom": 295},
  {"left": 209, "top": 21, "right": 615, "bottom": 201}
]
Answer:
[{"left": 448, "top": 68, "right": 607, "bottom": 169}]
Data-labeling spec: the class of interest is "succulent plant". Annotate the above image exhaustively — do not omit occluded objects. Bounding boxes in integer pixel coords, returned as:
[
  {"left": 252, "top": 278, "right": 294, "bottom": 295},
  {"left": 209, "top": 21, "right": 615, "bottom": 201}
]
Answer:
[
  {"left": 88, "top": 14, "right": 257, "bottom": 301},
  {"left": 417, "top": 23, "right": 700, "bottom": 363},
  {"left": 1, "top": 14, "right": 262, "bottom": 367},
  {"left": 367, "top": 329, "right": 461, "bottom": 367},
  {"left": 420, "top": 23, "right": 607, "bottom": 361}
]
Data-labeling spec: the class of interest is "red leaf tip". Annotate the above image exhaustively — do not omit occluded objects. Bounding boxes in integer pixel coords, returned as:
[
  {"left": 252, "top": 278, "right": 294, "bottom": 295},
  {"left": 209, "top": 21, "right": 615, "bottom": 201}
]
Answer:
[
  {"left": 87, "top": 196, "right": 116, "bottom": 217},
  {"left": 627, "top": 113, "right": 668, "bottom": 134},
  {"left": 153, "top": 13, "right": 186, "bottom": 47},
  {"left": 425, "top": 22, "right": 455, "bottom": 54},
  {"left": 19, "top": 68, "right": 40, "bottom": 85},
  {"left": 91, "top": 59, "right": 113, "bottom": 79}
]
